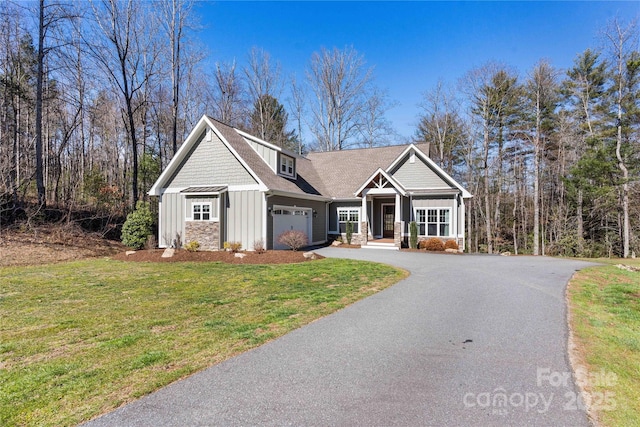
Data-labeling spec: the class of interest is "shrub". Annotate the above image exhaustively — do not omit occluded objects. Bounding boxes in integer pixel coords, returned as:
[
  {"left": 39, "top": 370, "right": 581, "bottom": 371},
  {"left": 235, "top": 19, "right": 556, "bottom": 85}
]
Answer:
[
  {"left": 444, "top": 239, "right": 459, "bottom": 250},
  {"left": 253, "top": 238, "right": 266, "bottom": 254},
  {"left": 420, "top": 237, "right": 445, "bottom": 251},
  {"left": 277, "top": 230, "right": 308, "bottom": 251},
  {"left": 184, "top": 241, "right": 200, "bottom": 252},
  {"left": 121, "top": 201, "right": 154, "bottom": 249},
  {"left": 409, "top": 221, "right": 418, "bottom": 249},
  {"left": 346, "top": 221, "right": 353, "bottom": 245},
  {"left": 223, "top": 241, "right": 242, "bottom": 252}
]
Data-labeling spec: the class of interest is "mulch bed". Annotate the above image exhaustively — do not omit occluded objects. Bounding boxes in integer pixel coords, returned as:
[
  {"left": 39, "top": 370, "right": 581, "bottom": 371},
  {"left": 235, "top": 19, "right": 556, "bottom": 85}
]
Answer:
[{"left": 112, "top": 249, "right": 324, "bottom": 264}]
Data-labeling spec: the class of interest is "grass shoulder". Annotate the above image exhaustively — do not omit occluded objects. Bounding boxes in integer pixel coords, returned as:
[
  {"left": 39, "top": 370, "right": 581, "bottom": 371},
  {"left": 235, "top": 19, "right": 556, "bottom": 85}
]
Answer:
[
  {"left": 568, "top": 258, "right": 640, "bottom": 426},
  {"left": 0, "top": 257, "right": 407, "bottom": 426}
]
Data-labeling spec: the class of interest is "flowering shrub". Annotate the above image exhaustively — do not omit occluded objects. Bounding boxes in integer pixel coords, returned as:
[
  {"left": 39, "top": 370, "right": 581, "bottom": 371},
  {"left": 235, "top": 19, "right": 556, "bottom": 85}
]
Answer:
[{"left": 277, "top": 230, "right": 308, "bottom": 251}]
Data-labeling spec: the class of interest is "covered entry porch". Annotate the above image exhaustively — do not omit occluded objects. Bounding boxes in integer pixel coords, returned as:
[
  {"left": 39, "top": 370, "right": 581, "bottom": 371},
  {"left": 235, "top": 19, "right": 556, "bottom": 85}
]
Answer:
[{"left": 356, "top": 169, "right": 406, "bottom": 249}]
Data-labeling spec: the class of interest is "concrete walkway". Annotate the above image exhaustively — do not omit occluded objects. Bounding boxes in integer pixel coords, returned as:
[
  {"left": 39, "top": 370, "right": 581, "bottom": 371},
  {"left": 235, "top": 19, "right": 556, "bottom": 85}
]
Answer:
[{"left": 83, "top": 249, "right": 594, "bottom": 426}]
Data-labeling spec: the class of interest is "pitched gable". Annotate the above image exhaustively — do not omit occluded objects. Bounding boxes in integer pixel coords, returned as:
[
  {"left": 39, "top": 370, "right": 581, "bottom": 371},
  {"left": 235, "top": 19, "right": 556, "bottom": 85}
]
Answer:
[
  {"left": 165, "top": 128, "right": 257, "bottom": 188},
  {"left": 389, "top": 151, "right": 453, "bottom": 190}
]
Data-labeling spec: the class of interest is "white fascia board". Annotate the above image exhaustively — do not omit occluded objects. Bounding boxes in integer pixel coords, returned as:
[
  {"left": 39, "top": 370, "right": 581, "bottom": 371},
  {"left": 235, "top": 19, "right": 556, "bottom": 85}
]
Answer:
[
  {"left": 202, "top": 117, "right": 269, "bottom": 192},
  {"left": 235, "top": 128, "right": 283, "bottom": 153},
  {"left": 149, "top": 116, "right": 210, "bottom": 196},
  {"left": 354, "top": 168, "right": 406, "bottom": 197},
  {"left": 236, "top": 128, "right": 301, "bottom": 159},
  {"left": 227, "top": 184, "right": 263, "bottom": 192},
  {"left": 386, "top": 144, "right": 473, "bottom": 199}
]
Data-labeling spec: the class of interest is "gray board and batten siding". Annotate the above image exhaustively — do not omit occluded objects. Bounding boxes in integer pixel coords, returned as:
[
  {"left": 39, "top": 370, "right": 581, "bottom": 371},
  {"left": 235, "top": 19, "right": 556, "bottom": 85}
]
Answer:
[{"left": 225, "top": 190, "right": 264, "bottom": 251}]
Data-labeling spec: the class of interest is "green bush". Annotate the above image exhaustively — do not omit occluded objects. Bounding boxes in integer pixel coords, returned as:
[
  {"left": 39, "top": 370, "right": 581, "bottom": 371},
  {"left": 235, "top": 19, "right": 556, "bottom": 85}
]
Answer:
[
  {"left": 409, "top": 221, "right": 418, "bottom": 249},
  {"left": 121, "top": 201, "right": 154, "bottom": 249},
  {"left": 346, "top": 221, "right": 353, "bottom": 245}
]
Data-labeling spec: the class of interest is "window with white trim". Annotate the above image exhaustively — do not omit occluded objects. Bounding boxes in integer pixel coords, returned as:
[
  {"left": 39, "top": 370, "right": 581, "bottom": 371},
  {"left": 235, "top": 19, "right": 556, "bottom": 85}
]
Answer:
[
  {"left": 279, "top": 154, "right": 295, "bottom": 177},
  {"left": 337, "top": 208, "right": 360, "bottom": 234},
  {"left": 415, "top": 208, "right": 450, "bottom": 236},
  {"left": 192, "top": 202, "right": 212, "bottom": 221}
]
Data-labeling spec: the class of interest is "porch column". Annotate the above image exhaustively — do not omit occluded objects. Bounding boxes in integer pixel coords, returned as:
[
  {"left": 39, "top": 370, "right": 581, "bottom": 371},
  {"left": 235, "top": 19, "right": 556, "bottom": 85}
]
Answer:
[
  {"left": 361, "top": 192, "right": 369, "bottom": 245},
  {"left": 394, "top": 192, "right": 402, "bottom": 248}
]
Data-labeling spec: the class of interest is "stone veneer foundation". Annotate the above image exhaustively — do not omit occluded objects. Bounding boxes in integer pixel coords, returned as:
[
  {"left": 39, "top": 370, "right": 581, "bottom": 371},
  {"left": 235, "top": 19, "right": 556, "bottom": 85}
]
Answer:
[{"left": 185, "top": 221, "right": 220, "bottom": 251}]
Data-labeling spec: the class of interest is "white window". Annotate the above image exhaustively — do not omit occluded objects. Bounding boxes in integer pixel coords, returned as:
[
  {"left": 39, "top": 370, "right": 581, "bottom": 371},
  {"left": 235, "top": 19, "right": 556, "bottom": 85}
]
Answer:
[
  {"left": 337, "top": 208, "right": 360, "bottom": 234},
  {"left": 279, "top": 155, "right": 295, "bottom": 177},
  {"left": 415, "top": 208, "right": 450, "bottom": 237},
  {"left": 192, "top": 202, "right": 212, "bottom": 221}
]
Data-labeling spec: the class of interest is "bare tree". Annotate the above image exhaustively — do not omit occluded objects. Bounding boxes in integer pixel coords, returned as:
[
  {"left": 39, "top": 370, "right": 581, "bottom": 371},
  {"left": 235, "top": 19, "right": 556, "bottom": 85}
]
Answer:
[
  {"left": 288, "top": 74, "right": 305, "bottom": 154},
  {"left": 33, "top": 0, "right": 76, "bottom": 207},
  {"left": 85, "top": 0, "right": 159, "bottom": 206},
  {"left": 211, "top": 60, "right": 246, "bottom": 127},
  {"left": 244, "top": 47, "right": 282, "bottom": 140},
  {"left": 604, "top": 18, "right": 638, "bottom": 258},
  {"left": 159, "top": 0, "right": 197, "bottom": 156},
  {"left": 525, "top": 60, "right": 559, "bottom": 256},
  {"left": 416, "top": 80, "right": 465, "bottom": 173},
  {"left": 357, "top": 87, "right": 397, "bottom": 148},
  {"left": 306, "top": 46, "right": 373, "bottom": 151}
]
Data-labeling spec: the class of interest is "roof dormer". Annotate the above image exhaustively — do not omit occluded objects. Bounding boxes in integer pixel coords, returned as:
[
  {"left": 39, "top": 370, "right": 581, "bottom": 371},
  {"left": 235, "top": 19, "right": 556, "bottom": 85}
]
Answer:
[{"left": 278, "top": 153, "right": 296, "bottom": 178}]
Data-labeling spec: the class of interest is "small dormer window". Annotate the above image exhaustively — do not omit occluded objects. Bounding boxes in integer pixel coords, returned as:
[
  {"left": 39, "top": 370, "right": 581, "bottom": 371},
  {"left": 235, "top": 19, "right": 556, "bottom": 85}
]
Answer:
[{"left": 279, "top": 154, "right": 295, "bottom": 177}]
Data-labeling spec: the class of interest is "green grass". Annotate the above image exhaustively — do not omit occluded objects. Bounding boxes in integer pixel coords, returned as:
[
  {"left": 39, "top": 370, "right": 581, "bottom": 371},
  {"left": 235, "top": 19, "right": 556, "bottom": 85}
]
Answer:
[
  {"left": 0, "top": 258, "right": 406, "bottom": 427},
  {"left": 569, "top": 258, "right": 640, "bottom": 426}
]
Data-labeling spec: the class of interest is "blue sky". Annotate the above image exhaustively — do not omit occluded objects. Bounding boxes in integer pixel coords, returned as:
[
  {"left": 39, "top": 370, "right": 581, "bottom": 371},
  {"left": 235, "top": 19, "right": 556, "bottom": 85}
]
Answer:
[{"left": 195, "top": 1, "right": 639, "bottom": 141}]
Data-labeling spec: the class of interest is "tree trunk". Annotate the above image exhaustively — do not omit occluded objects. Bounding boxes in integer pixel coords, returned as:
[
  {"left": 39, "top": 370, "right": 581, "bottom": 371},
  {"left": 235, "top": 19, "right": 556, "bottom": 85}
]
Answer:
[{"left": 35, "top": 0, "right": 46, "bottom": 207}]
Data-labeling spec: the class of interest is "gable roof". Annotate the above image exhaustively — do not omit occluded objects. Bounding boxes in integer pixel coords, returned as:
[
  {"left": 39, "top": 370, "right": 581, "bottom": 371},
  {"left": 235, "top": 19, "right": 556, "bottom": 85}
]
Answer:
[
  {"left": 149, "top": 115, "right": 472, "bottom": 200},
  {"left": 209, "top": 117, "right": 328, "bottom": 197},
  {"left": 354, "top": 168, "right": 407, "bottom": 197}
]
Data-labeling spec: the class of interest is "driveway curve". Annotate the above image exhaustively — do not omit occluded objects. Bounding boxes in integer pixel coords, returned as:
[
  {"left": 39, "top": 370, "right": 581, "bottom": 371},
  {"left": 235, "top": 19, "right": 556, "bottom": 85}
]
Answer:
[{"left": 84, "top": 249, "right": 594, "bottom": 426}]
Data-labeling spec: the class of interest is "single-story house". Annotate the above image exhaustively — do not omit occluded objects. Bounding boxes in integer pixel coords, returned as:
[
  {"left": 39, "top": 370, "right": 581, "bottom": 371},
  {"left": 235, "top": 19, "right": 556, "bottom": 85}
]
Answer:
[{"left": 149, "top": 115, "right": 472, "bottom": 251}]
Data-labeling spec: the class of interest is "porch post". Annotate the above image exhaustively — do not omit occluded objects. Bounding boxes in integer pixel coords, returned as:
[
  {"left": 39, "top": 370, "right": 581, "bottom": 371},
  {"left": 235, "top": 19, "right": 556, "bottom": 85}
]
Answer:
[
  {"left": 361, "top": 192, "right": 368, "bottom": 245},
  {"left": 394, "top": 192, "right": 402, "bottom": 248}
]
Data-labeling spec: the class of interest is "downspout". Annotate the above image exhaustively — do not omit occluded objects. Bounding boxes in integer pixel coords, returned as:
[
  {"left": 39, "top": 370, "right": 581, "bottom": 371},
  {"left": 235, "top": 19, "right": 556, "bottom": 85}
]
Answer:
[{"left": 326, "top": 200, "right": 333, "bottom": 242}]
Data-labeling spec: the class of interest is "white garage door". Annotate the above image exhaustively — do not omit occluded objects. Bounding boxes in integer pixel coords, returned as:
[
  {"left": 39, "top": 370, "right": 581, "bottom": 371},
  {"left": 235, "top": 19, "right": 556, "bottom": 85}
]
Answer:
[{"left": 272, "top": 206, "right": 312, "bottom": 250}]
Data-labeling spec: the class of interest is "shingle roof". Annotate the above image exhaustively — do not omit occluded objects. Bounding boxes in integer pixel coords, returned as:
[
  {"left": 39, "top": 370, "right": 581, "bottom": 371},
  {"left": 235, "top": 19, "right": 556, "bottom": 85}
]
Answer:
[
  {"left": 305, "top": 145, "right": 416, "bottom": 198},
  {"left": 207, "top": 117, "right": 449, "bottom": 199},
  {"left": 209, "top": 117, "right": 328, "bottom": 197}
]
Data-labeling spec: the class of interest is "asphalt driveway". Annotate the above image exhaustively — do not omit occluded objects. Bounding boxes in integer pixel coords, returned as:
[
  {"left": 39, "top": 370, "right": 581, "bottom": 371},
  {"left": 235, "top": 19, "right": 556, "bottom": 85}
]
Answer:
[{"left": 83, "top": 249, "right": 594, "bottom": 426}]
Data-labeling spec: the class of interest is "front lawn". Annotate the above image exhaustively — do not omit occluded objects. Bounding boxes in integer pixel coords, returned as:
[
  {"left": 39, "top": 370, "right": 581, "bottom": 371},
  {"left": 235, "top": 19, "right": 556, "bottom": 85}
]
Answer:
[
  {"left": 569, "top": 259, "right": 640, "bottom": 426},
  {"left": 0, "top": 258, "right": 406, "bottom": 426}
]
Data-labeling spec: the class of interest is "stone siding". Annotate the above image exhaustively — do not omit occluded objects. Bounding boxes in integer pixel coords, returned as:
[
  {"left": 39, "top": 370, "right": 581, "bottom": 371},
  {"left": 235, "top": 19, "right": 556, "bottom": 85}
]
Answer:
[
  {"left": 185, "top": 221, "right": 220, "bottom": 251},
  {"left": 394, "top": 222, "right": 402, "bottom": 247}
]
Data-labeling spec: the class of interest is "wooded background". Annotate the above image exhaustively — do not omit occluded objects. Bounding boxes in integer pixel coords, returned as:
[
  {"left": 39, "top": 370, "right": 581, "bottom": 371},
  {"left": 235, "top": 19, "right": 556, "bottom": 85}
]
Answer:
[{"left": 1, "top": 1, "right": 638, "bottom": 257}]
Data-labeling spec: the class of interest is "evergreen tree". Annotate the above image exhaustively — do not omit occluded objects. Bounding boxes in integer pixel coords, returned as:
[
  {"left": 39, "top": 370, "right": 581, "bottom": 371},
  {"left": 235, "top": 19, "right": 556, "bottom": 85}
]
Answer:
[{"left": 249, "top": 94, "right": 298, "bottom": 152}]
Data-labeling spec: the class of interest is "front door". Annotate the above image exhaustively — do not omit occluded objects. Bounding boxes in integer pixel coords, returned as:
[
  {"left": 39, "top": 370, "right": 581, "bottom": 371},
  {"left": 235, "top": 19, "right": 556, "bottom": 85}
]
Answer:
[{"left": 382, "top": 205, "right": 395, "bottom": 238}]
